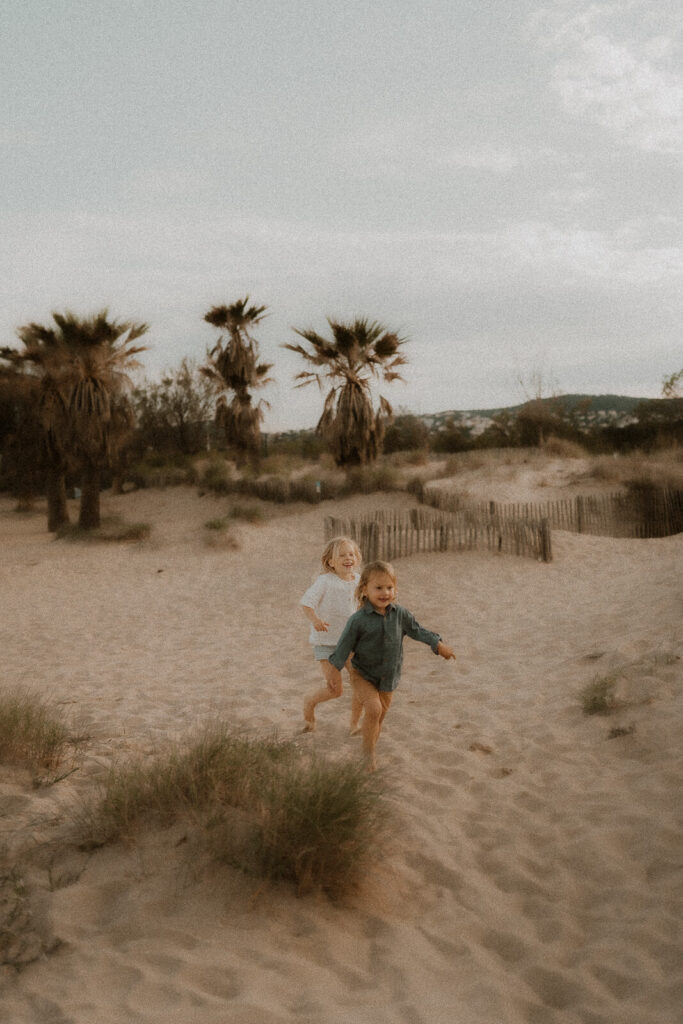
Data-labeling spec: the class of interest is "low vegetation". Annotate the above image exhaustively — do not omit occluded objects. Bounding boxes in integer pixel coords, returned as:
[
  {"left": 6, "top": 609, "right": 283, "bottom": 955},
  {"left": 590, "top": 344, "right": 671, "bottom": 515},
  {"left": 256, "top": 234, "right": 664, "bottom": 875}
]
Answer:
[
  {"left": 0, "top": 689, "right": 75, "bottom": 776},
  {"left": 581, "top": 448, "right": 683, "bottom": 491},
  {"left": 56, "top": 516, "right": 151, "bottom": 543},
  {"left": 127, "top": 453, "right": 198, "bottom": 489},
  {"left": 75, "top": 724, "right": 387, "bottom": 899},
  {"left": 580, "top": 674, "right": 621, "bottom": 716}
]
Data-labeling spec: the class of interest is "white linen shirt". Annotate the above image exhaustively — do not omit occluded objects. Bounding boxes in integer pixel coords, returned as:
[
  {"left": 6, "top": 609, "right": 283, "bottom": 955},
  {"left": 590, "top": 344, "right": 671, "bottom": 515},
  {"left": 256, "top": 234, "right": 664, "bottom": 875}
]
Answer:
[{"left": 300, "top": 572, "right": 359, "bottom": 646}]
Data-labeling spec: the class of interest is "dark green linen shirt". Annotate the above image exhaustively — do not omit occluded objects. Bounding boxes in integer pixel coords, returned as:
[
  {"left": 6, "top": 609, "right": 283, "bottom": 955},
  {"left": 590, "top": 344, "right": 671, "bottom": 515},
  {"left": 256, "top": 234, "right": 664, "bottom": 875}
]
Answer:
[{"left": 329, "top": 602, "right": 441, "bottom": 692}]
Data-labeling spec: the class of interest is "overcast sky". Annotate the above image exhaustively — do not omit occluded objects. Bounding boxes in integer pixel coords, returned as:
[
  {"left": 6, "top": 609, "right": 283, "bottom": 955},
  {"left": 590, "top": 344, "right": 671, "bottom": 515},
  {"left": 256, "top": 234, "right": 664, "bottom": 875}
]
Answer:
[{"left": 2, "top": 0, "right": 681, "bottom": 430}]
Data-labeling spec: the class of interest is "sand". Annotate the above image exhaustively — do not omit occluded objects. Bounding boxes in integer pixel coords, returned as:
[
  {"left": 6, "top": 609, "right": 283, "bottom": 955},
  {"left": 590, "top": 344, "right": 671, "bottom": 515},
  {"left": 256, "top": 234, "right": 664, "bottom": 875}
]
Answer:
[{"left": 0, "top": 465, "right": 681, "bottom": 1024}]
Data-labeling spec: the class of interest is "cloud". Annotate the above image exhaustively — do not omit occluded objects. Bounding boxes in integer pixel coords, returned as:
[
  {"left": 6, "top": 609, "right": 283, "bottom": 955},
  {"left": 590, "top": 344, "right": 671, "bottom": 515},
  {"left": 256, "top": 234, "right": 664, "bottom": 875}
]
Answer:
[
  {"left": 326, "top": 113, "right": 531, "bottom": 182},
  {"left": 502, "top": 220, "right": 683, "bottom": 283},
  {"left": 531, "top": 2, "right": 683, "bottom": 156}
]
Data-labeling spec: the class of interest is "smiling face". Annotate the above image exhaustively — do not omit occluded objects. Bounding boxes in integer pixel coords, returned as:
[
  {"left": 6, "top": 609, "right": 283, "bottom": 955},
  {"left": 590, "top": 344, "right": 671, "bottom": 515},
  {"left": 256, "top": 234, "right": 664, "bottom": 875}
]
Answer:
[
  {"left": 363, "top": 571, "right": 396, "bottom": 613},
  {"left": 327, "top": 540, "right": 360, "bottom": 580}
]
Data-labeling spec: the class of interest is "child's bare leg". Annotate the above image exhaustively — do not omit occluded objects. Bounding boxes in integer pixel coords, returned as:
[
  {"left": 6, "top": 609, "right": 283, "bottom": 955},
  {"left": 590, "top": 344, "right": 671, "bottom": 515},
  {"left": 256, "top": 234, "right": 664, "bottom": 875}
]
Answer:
[
  {"left": 303, "top": 661, "right": 342, "bottom": 731},
  {"left": 349, "top": 670, "right": 391, "bottom": 770},
  {"left": 346, "top": 660, "right": 364, "bottom": 734},
  {"left": 361, "top": 697, "right": 383, "bottom": 770},
  {"left": 349, "top": 689, "right": 364, "bottom": 735}
]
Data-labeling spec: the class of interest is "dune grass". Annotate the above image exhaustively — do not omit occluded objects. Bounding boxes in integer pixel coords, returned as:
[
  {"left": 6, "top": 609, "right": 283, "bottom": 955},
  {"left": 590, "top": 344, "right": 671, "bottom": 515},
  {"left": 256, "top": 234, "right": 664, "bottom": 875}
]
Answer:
[
  {"left": 0, "top": 689, "right": 74, "bottom": 774},
  {"left": 580, "top": 673, "right": 620, "bottom": 716},
  {"left": 76, "top": 724, "right": 386, "bottom": 899},
  {"left": 583, "top": 447, "right": 683, "bottom": 490},
  {"left": 239, "top": 756, "right": 385, "bottom": 899}
]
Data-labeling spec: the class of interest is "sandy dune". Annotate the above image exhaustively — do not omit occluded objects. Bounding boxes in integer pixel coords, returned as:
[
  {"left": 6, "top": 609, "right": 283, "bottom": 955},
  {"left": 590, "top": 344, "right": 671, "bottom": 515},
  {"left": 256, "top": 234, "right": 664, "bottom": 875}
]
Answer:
[{"left": 0, "top": 470, "right": 681, "bottom": 1024}]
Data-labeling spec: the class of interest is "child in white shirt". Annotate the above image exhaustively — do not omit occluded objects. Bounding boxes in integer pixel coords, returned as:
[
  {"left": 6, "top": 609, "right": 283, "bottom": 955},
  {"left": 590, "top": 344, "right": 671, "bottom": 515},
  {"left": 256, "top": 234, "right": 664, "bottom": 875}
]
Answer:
[{"left": 300, "top": 536, "right": 362, "bottom": 732}]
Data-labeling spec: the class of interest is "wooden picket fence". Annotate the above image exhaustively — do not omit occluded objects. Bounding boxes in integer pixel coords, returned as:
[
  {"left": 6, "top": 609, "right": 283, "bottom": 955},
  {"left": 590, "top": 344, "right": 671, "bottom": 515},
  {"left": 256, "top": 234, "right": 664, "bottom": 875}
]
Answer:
[
  {"left": 325, "top": 506, "right": 553, "bottom": 563},
  {"left": 422, "top": 485, "right": 683, "bottom": 540},
  {"left": 324, "top": 485, "right": 682, "bottom": 566}
]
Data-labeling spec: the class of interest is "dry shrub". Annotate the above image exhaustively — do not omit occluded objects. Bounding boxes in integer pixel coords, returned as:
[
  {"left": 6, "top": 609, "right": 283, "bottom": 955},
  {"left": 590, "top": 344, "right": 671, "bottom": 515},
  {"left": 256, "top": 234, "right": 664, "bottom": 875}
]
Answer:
[
  {"left": 259, "top": 454, "right": 307, "bottom": 475},
  {"left": 584, "top": 456, "right": 622, "bottom": 483},
  {"left": 198, "top": 458, "right": 232, "bottom": 494},
  {"left": 344, "top": 464, "right": 401, "bottom": 494},
  {"left": 129, "top": 456, "right": 197, "bottom": 489},
  {"left": 584, "top": 450, "right": 683, "bottom": 491},
  {"left": 541, "top": 436, "right": 586, "bottom": 458}
]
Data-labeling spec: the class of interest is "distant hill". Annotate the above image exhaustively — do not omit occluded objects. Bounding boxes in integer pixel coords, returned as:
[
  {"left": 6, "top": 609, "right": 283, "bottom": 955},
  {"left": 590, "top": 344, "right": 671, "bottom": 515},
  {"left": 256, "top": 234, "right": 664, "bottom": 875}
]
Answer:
[
  {"left": 422, "top": 394, "right": 659, "bottom": 435},
  {"left": 269, "top": 394, "right": 680, "bottom": 441}
]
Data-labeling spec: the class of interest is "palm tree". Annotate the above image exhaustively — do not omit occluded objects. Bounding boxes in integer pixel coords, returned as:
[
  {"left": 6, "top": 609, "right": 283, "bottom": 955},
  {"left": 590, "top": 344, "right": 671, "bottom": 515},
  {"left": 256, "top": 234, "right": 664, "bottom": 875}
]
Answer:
[
  {"left": 284, "top": 317, "right": 408, "bottom": 467},
  {"left": 0, "top": 357, "right": 46, "bottom": 513},
  {"left": 201, "top": 298, "right": 273, "bottom": 467},
  {"left": 11, "top": 310, "right": 148, "bottom": 530},
  {"left": 1, "top": 331, "right": 72, "bottom": 530}
]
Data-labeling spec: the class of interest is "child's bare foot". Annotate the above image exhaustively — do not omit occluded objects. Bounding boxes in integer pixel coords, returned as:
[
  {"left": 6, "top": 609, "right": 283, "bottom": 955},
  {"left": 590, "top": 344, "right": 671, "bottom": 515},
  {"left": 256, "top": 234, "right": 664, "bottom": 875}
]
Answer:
[
  {"left": 303, "top": 698, "right": 316, "bottom": 732},
  {"left": 349, "top": 724, "right": 362, "bottom": 736},
  {"left": 364, "top": 754, "right": 377, "bottom": 772}
]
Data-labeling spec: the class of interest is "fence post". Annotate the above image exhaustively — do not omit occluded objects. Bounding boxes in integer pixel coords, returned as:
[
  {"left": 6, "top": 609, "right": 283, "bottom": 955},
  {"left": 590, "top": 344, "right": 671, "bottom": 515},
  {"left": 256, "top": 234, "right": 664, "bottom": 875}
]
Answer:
[
  {"left": 540, "top": 518, "right": 552, "bottom": 562},
  {"left": 576, "top": 496, "right": 584, "bottom": 533},
  {"left": 367, "top": 521, "right": 379, "bottom": 560}
]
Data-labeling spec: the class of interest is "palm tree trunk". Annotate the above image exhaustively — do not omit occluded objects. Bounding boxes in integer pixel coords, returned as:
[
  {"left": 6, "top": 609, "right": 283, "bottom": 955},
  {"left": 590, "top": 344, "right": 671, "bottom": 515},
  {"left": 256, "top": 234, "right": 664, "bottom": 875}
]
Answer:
[
  {"left": 78, "top": 463, "right": 101, "bottom": 530},
  {"left": 46, "top": 462, "right": 70, "bottom": 532}
]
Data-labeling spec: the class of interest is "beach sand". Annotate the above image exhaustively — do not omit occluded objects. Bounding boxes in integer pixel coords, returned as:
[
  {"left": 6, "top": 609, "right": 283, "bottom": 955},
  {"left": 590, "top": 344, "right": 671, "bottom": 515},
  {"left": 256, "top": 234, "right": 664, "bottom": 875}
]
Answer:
[{"left": 1, "top": 464, "right": 681, "bottom": 1024}]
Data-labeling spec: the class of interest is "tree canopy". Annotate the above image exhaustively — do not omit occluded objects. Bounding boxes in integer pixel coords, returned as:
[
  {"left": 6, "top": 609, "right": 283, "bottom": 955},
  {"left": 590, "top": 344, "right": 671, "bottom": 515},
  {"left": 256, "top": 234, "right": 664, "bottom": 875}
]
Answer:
[
  {"left": 201, "top": 298, "right": 273, "bottom": 466},
  {"left": 284, "top": 317, "right": 407, "bottom": 467}
]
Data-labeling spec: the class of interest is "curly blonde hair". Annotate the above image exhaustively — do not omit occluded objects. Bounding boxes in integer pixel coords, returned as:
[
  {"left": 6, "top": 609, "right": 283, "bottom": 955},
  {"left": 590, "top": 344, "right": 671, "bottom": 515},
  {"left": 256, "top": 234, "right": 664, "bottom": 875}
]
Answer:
[{"left": 355, "top": 560, "right": 397, "bottom": 605}]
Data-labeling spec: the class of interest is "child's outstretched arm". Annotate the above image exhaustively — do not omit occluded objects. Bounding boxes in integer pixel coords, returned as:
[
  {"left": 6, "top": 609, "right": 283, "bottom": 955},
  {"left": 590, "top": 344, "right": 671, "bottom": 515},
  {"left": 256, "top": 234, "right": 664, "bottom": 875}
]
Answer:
[
  {"left": 301, "top": 605, "right": 329, "bottom": 632},
  {"left": 401, "top": 609, "right": 454, "bottom": 660}
]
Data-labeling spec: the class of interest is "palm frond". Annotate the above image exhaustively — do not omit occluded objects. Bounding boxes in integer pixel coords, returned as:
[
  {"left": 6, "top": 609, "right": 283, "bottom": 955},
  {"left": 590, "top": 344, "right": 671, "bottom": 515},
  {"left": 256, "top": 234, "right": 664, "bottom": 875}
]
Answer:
[
  {"left": 14, "top": 310, "right": 149, "bottom": 470},
  {"left": 203, "top": 298, "right": 271, "bottom": 462},
  {"left": 204, "top": 297, "right": 267, "bottom": 332},
  {"left": 285, "top": 315, "right": 408, "bottom": 466}
]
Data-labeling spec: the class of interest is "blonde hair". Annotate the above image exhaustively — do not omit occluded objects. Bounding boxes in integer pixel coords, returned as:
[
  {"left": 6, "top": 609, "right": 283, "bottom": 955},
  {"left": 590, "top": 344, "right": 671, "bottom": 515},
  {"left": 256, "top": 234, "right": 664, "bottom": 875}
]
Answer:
[
  {"left": 321, "top": 536, "right": 362, "bottom": 574},
  {"left": 355, "top": 560, "right": 397, "bottom": 605}
]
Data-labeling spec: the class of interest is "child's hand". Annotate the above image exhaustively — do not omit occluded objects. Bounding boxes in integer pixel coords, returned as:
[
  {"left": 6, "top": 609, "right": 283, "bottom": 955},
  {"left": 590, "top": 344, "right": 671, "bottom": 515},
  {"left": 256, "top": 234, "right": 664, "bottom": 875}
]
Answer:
[
  {"left": 437, "top": 641, "right": 456, "bottom": 661},
  {"left": 314, "top": 617, "right": 330, "bottom": 632}
]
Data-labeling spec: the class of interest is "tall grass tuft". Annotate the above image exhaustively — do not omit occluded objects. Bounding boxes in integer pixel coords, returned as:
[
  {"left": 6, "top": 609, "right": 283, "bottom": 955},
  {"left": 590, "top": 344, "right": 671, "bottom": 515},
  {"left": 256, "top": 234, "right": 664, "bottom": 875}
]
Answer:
[
  {"left": 0, "top": 689, "right": 72, "bottom": 773},
  {"left": 580, "top": 673, "right": 620, "bottom": 715},
  {"left": 241, "top": 756, "right": 386, "bottom": 898},
  {"left": 75, "top": 725, "right": 386, "bottom": 899}
]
